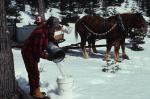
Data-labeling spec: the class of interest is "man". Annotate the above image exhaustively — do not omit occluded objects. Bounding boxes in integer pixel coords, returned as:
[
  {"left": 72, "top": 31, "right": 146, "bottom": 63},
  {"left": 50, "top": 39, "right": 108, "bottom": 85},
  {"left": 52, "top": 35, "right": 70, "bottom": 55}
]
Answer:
[
  {"left": 21, "top": 17, "right": 60, "bottom": 99},
  {"left": 34, "top": 15, "right": 45, "bottom": 26}
]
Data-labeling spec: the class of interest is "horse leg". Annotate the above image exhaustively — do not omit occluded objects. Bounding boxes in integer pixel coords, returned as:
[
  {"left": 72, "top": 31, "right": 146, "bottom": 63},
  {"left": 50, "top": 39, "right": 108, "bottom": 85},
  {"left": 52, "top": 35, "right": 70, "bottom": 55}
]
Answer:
[
  {"left": 104, "top": 40, "right": 112, "bottom": 61},
  {"left": 88, "top": 37, "right": 97, "bottom": 53},
  {"left": 114, "top": 41, "right": 121, "bottom": 63},
  {"left": 81, "top": 38, "right": 89, "bottom": 58},
  {"left": 121, "top": 39, "right": 129, "bottom": 60},
  {"left": 114, "top": 44, "right": 120, "bottom": 63},
  {"left": 91, "top": 39, "right": 97, "bottom": 53},
  {"left": 87, "top": 38, "right": 92, "bottom": 54}
]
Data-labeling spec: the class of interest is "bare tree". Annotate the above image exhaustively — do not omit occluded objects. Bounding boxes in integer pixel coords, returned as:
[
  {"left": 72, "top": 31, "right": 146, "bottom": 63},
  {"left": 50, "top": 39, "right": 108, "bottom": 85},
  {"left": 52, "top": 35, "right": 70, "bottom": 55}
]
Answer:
[
  {"left": 0, "top": 0, "right": 32, "bottom": 99},
  {"left": 38, "top": 0, "right": 45, "bottom": 20}
]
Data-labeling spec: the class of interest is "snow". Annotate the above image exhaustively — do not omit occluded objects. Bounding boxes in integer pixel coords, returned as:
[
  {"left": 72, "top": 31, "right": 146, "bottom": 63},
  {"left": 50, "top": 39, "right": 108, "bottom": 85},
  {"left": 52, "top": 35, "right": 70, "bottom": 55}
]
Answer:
[
  {"left": 12, "top": 0, "right": 150, "bottom": 99},
  {"left": 45, "top": 8, "right": 61, "bottom": 20},
  {"left": 13, "top": 27, "right": 150, "bottom": 99},
  {"left": 17, "top": 11, "right": 35, "bottom": 27}
]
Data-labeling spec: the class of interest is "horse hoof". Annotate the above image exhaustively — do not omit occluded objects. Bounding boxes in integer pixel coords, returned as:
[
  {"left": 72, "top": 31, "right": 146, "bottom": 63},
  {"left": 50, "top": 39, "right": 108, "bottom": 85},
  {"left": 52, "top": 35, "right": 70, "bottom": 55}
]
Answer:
[
  {"left": 103, "top": 58, "right": 111, "bottom": 62},
  {"left": 117, "top": 59, "right": 122, "bottom": 63},
  {"left": 115, "top": 58, "right": 122, "bottom": 63},
  {"left": 84, "top": 56, "right": 89, "bottom": 59},
  {"left": 122, "top": 54, "right": 129, "bottom": 60},
  {"left": 83, "top": 55, "right": 89, "bottom": 59},
  {"left": 92, "top": 49, "right": 97, "bottom": 53},
  {"left": 83, "top": 52, "right": 89, "bottom": 59}
]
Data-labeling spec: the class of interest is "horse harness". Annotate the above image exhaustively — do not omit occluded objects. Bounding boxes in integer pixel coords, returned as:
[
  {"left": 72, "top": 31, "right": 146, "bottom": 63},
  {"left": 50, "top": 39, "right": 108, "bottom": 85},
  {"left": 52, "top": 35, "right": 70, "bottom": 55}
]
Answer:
[
  {"left": 82, "top": 14, "right": 127, "bottom": 39},
  {"left": 83, "top": 22, "right": 117, "bottom": 39},
  {"left": 117, "top": 14, "right": 132, "bottom": 37}
]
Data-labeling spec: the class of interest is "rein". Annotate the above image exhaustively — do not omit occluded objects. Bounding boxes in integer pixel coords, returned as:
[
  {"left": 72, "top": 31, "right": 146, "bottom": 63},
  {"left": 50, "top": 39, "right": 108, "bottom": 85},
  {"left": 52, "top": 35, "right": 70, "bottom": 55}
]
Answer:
[{"left": 83, "top": 23, "right": 117, "bottom": 37}]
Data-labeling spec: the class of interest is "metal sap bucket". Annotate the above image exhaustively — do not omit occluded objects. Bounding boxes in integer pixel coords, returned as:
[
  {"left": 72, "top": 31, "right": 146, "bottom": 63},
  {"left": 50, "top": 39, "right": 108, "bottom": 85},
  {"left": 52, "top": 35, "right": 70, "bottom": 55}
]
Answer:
[{"left": 47, "top": 42, "right": 65, "bottom": 63}]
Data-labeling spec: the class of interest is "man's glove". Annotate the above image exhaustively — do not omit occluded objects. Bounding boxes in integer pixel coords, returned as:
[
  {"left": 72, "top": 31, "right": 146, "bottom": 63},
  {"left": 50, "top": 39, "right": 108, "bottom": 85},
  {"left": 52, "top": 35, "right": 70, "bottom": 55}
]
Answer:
[{"left": 40, "top": 50, "right": 49, "bottom": 59}]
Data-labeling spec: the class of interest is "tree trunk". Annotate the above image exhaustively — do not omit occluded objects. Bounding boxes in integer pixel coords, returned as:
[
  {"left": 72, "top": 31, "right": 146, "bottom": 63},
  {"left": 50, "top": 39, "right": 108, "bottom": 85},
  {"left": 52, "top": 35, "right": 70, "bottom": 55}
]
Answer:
[
  {"left": 0, "top": 0, "right": 32, "bottom": 99},
  {"left": 38, "top": 0, "right": 45, "bottom": 20}
]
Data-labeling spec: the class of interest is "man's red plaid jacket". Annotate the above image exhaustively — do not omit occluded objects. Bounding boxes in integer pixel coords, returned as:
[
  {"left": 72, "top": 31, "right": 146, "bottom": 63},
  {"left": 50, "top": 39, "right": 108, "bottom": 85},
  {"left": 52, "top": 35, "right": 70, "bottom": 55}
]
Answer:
[{"left": 22, "top": 25, "right": 49, "bottom": 62}]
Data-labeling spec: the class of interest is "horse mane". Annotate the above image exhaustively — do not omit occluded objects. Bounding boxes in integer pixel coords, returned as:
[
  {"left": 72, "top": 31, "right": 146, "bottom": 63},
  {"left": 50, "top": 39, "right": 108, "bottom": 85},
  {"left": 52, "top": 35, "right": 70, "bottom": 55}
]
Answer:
[
  {"left": 75, "top": 15, "right": 102, "bottom": 40},
  {"left": 106, "top": 12, "right": 139, "bottom": 26},
  {"left": 107, "top": 13, "right": 133, "bottom": 20}
]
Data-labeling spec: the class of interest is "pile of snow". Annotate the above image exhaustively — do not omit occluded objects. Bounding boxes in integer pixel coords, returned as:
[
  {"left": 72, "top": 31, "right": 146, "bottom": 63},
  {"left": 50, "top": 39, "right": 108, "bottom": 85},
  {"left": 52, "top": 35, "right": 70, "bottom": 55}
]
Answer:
[
  {"left": 17, "top": 11, "right": 35, "bottom": 27},
  {"left": 45, "top": 8, "right": 61, "bottom": 20}
]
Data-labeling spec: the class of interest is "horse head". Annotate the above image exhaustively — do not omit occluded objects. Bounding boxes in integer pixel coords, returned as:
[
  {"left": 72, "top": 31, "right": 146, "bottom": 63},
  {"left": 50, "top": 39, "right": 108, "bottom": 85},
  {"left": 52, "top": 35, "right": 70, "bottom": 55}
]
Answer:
[
  {"left": 129, "top": 12, "right": 147, "bottom": 33},
  {"left": 46, "top": 16, "right": 69, "bottom": 34},
  {"left": 46, "top": 16, "right": 60, "bottom": 28},
  {"left": 112, "top": 12, "right": 147, "bottom": 35}
]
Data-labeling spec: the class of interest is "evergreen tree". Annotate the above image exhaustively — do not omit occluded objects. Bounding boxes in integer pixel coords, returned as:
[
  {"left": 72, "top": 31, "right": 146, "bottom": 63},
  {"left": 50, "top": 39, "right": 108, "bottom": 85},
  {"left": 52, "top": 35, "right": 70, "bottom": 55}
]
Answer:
[{"left": 6, "top": 0, "right": 20, "bottom": 19}]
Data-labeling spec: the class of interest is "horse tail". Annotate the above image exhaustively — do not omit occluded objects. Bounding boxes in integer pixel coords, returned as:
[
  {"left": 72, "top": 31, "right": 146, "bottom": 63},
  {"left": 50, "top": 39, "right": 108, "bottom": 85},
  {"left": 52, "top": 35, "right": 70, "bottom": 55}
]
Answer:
[{"left": 75, "top": 19, "right": 79, "bottom": 40}]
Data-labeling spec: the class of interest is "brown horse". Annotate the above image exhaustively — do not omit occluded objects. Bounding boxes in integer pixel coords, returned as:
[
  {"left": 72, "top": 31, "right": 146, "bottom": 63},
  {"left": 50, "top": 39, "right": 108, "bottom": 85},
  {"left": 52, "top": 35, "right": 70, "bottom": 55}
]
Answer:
[{"left": 75, "top": 13, "right": 147, "bottom": 62}]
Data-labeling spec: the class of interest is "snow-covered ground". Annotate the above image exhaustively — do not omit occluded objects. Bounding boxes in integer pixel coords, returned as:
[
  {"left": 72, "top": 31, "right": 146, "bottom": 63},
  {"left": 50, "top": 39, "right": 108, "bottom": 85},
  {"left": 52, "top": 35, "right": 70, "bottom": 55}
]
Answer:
[
  {"left": 13, "top": 23, "right": 150, "bottom": 99},
  {"left": 12, "top": 0, "right": 150, "bottom": 99}
]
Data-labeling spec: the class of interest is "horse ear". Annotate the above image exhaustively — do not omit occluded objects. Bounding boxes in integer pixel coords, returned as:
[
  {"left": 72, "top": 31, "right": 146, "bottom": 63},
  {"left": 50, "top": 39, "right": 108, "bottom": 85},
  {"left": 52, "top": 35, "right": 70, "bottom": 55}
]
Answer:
[{"left": 135, "top": 12, "right": 142, "bottom": 16}]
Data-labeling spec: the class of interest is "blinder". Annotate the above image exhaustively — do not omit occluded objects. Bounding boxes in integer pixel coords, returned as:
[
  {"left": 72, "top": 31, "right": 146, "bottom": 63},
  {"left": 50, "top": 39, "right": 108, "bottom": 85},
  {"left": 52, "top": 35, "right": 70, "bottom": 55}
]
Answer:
[{"left": 46, "top": 16, "right": 60, "bottom": 27}]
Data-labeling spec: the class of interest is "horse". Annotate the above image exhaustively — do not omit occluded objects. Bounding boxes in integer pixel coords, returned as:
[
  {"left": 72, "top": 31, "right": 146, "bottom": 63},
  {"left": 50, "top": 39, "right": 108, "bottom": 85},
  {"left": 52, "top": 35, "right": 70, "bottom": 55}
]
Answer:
[
  {"left": 75, "top": 15, "right": 106, "bottom": 55},
  {"left": 75, "top": 13, "right": 147, "bottom": 62},
  {"left": 107, "top": 13, "right": 147, "bottom": 61}
]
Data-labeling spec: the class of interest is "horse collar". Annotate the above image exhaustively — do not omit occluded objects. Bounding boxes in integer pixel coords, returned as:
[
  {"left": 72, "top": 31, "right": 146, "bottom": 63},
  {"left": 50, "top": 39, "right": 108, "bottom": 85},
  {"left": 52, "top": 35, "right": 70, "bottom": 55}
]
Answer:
[{"left": 117, "top": 14, "right": 126, "bottom": 32}]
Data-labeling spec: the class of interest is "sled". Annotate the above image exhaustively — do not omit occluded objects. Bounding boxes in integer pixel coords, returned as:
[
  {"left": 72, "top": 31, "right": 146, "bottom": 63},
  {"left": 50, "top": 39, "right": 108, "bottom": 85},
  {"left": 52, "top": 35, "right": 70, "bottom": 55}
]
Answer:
[
  {"left": 10, "top": 25, "right": 66, "bottom": 48},
  {"left": 61, "top": 42, "right": 108, "bottom": 51}
]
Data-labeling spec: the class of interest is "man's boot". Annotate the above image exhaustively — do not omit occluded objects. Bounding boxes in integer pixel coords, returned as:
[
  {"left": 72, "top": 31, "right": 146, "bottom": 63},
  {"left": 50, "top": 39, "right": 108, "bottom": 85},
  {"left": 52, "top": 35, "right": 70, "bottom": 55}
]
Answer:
[{"left": 32, "top": 87, "right": 50, "bottom": 99}]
